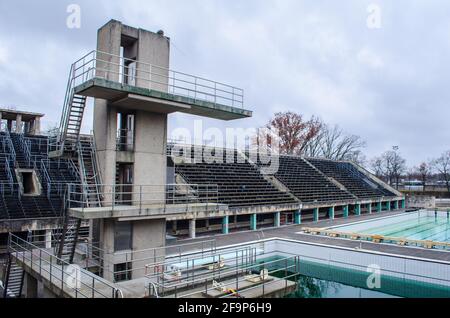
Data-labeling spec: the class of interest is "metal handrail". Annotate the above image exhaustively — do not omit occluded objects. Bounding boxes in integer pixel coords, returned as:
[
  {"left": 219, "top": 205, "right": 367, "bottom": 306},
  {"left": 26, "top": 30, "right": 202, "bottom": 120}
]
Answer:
[
  {"left": 3, "top": 157, "right": 14, "bottom": 188},
  {"left": 66, "top": 183, "right": 220, "bottom": 212},
  {"left": 3, "top": 128, "right": 16, "bottom": 164},
  {"left": 7, "top": 233, "right": 122, "bottom": 298},
  {"left": 71, "top": 50, "right": 244, "bottom": 108}
]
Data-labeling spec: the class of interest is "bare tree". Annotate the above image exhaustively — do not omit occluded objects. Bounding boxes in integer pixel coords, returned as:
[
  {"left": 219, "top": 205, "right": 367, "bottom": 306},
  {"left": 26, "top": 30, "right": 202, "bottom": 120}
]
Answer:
[
  {"left": 266, "top": 112, "right": 322, "bottom": 155},
  {"left": 385, "top": 150, "right": 406, "bottom": 188},
  {"left": 414, "top": 162, "right": 431, "bottom": 192},
  {"left": 304, "top": 124, "right": 366, "bottom": 164},
  {"left": 370, "top": 156, "right": 385, "bottom": 179},
  {"left": 431, "top": 150, "right": 450, "bottom": 192},
  {"left": 371, "top": 149, "right": 406, "bottom": 189}
]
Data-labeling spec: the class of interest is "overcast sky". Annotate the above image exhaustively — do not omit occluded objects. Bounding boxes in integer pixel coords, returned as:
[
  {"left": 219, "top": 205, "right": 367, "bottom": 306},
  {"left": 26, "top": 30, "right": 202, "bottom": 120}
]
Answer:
[{"left": 0, "top": 0, "right": 449, "bottom": 167}]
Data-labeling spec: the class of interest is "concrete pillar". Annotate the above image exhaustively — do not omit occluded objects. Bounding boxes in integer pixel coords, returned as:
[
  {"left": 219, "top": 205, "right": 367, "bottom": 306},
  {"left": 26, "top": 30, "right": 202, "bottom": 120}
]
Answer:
[
  {"left": 171, "top": 220, "right": 177, "bottom": 235},
  {"left": 205, "top": 219, "right": 210, "bottom": 230},
  {"left": 386, "top": 201, "right": 391, "bottom": 211},
  {"left": 45, "top": 229, "right": 52, "bottom": 249},
  {"left": 189, "top": 219, "right": 196, "bottom": 239},
  {"left": 7, "top": 119, "right": 12, "bottom": 131},
  {"left": 222, "top": 216, "right": 229, "bottom": 235},
  {"left": 355, "top": 204, "right": 361, "bottom": 216},
  {"left": 367, "top": 203, "right": 372, "bottom": 214},
  {"left": 34, "top": 116, "right": 41, "bottom": 135},
  {"left": 394, "top": 200, "right": 399, "bottom": 210},
  {"left": 377, "top": 201, "right": 382, "bottom": 213},
  {"left": 274, "top": 212, "right": 280, "bottom": 227},
  {"left": 25, "top": 273, "right": 38, "bottom": 298},
  {"left": 401, "top": 199, "right": 406, "bottom": 209},
  {"left": 294, "top": 210, "right": 302, "bottom": 225},
  {"left": 329, "top": 206, "right": 335, "bottom": 220},
  {"left": 250, "top": 214, "right": 257, "bottom": 231},
  {"left": 15, "top": 114, "right": 22, "bottom": 133},
  {"left": 313, "top": 208, "right": 319, "bottom": 222},
  {"left": 343, "top": 205, "right": 349, "bottom": 218}
]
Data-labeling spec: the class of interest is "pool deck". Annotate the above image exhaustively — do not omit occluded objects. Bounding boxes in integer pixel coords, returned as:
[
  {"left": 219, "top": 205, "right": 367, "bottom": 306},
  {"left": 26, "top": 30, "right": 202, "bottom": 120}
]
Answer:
[{"left": 173, "top": 211, "right": 450, "bottom": 263}]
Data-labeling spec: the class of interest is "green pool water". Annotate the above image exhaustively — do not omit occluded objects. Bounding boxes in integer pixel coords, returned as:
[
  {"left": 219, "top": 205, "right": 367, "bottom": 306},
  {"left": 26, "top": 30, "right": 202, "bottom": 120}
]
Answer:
[
  {"left": 261, "top": 257, "right": 450, "bottom": 298},
  {"left": 334, "top": 212, "right": 450, "bottom": 242}
]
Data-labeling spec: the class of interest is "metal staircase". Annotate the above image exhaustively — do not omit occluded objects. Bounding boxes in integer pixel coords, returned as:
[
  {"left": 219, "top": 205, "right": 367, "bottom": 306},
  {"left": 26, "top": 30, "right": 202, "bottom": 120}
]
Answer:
[
  {"left": 56, "top": 136, "right": 102, "bottom": 264},
  {"left": 50, "top": 64, "right": 88, "bottom": 158},
  {"left": 3, "top": 232, "right": 31, "bottom": 298},
  {"left": 2, "top": 254, "right": 25, "bottom": 298},
  {"left": 56, "top": 216, "right": 82, "bottom": 264},
  {"left": 78, "top": 136, "right": 102, "bottom": 207}
]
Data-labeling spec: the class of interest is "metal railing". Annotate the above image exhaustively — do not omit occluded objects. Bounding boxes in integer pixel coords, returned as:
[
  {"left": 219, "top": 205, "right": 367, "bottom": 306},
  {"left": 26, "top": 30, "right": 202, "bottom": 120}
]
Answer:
[
  {"left": 2, "top": 157, "right": 14, "bottom": 187},
  {"left": 3, "top": 128, "right": 16, "bottom": 164},
  {"left": 17, "top": 134, "right": 31, "bottom": 167},
  {"left": 8, "top": 233, "right": 122, "bottom": 298},
  {"left": 71, "top": 50, "right": 244, "bottom": 109},
  {"left": 116, "top": 129, "right": 134, "bottom": 151},
  {"left": 85, "top": 239, "right": 218, "bottom": 283},
  {"left": 67, "top": 183, "right": 220, "bottom": 213}
]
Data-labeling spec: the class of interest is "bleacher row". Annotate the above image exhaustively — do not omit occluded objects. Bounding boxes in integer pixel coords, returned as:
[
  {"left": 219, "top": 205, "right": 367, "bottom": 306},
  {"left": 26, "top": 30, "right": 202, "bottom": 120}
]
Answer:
[
  {"left": 0, "top": 136, "right": 397, "bottom": 220},
  {"left": 0, "top": 132, "right": 81, "bottom": 220},
  {"left": 172, "top": 145, "right": 397, "bottom": 209}
]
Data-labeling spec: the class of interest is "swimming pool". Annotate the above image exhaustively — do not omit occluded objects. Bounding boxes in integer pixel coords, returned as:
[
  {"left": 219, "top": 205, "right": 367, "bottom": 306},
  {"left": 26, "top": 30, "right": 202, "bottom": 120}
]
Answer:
[{"left": 331, "top": 211, "right": 450, "bottom": 243}]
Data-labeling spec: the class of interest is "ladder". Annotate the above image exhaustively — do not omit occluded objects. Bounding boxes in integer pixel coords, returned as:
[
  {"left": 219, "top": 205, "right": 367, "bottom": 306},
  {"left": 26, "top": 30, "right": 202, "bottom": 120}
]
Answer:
[
  {"left": 56, "top": 216, "right": 82, "bottom": 264},
  {"left": 3, "top": 232, "right": 31, "bottom": 298},
  {"left": 51, "top": 64, "right": 88, "bottom": 157},
  {"left": 55, "top": 187, "right": 82, "bottom": 264},
  {"left": 78, "top": 137, "right": 102, "bottom": 207},
  {"left": 2, "top": 254, "right": 25, "bottom": 298}
]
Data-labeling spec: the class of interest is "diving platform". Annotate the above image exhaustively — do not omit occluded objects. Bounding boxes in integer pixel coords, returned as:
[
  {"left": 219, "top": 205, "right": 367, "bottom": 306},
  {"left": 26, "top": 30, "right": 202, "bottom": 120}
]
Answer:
[{"left": 74, "top": 77, "right": 252, "bottom": 120}]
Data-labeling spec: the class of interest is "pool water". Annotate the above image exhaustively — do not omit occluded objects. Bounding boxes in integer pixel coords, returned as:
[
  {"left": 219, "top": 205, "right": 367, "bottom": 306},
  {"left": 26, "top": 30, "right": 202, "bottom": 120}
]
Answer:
[
  {"left": 266, "top": 258, "right": 450, "bottom": 298},
  {"left": 333, "top": 212, "right": 450, "bottom": 242}
]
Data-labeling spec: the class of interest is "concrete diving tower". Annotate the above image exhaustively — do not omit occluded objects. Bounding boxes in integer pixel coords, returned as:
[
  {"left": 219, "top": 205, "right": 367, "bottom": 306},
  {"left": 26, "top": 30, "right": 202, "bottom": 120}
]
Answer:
[
  {"left": 51, "top": 19, "right": 252, "bottom": 159},
  {"left": 47, "top": 20, "right": 253, "bottom": 281}
]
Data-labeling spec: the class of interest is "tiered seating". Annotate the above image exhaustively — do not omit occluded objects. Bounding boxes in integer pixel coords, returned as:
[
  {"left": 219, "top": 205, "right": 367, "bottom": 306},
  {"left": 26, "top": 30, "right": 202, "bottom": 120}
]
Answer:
[
  {"left": 174, "top": 146, "right": 298, "bottom": 208},
  {"left": 307, "top": 159, "right": 395, "bottom": 199},
  {"left": 0, "top": 133, "right": 74, "bottom": 221},
  {"left": 26, "top": 136, "right": 48, "bottom": 155},
  {"left": 272, "top": 156, "right": 355, "bottom": 204},
  {"left": 46, "top": 161, "right": 79, "bottom": 183}
]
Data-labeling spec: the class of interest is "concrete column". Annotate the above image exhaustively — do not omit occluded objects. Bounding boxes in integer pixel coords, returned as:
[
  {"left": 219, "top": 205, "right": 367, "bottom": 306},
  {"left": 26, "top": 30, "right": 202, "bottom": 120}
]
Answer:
[
  {"left": 7, "top": 119, "right": 12, "bottom": 131},
  {"left": 34, "top": 116, "right": 41, "bottom": 135},
  {"left": 25, "top": 273, "right": 38, "bottom": 298},
  {"left": 355, "top": 204, "right": 361, "bottom": 216},
  {"left": 189, "top": 219, "right": 196, "bottom": 239},
  {"left": 313, "top": 208, "right": 319, "bottom": 222},
  {"left": 394, "top": 200, "right": 399, "bottom": 210},
  {"left": 274, "top": 212, "right": 280, "bottom": 227},
  {"left": 329, "top": 206, "right": 335, "bottom": 220},
  {"left": 205, "top": 219, "right": 210, "bottom": 230},
  {"left": 171, "top": 220, "right": 177, "bottom": 235},
  {"left": 250, "top": 214, "right": 257, "bottom": 231},
  {"left": 343, "top": 205, "right": 349, "bottom": 218},
  {"left": 377, "top": 201, "right": 382, "bottom": 213},
  {"left": 386, "top": 201, "right": 391, "bottom": 211},
  {"left": 401, "top": 199, "right": 406, "bottom": 209},
  {"left": 367, "top": 203, "right": 372, "bottom": 214},
  {"left": 222, "top": 216, "right": 229, "bottom": 235},
  {"left": 294, "top": 210, "right": 302, "bottom": 225},
  {"left": 15, "top": 114, "right": 22, "bottom": 133},
  {"left": 45, "top": 229, "right": 52, "bottom": 249}
]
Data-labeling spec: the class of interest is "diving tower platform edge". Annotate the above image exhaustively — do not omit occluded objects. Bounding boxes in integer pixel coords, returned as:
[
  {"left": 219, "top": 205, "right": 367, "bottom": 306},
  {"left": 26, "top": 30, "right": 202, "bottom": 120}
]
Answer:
[{"left": 74, "top": 77, "right": 252, "bottom": 120}]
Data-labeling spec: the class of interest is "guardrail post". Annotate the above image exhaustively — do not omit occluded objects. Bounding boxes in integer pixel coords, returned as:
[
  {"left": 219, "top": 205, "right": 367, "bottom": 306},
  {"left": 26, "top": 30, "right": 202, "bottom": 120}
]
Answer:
[{"left": 140, "top": 185, "right": 142, "bottom": 213}]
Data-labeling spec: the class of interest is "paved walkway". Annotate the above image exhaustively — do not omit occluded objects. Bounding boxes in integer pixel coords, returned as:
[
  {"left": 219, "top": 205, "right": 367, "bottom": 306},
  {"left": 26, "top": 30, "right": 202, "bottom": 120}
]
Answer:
[{"left": 172, "top": 211, "right": 450, "bottom": 262}]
